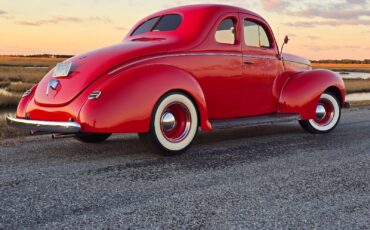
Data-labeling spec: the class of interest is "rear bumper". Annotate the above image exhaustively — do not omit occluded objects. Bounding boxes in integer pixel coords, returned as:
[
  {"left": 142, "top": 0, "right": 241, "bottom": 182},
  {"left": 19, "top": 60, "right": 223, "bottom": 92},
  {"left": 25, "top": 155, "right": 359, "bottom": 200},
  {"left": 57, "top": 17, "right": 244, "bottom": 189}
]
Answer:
[{"left": 6, "top": 116, "right": 81, "bottom": 133}]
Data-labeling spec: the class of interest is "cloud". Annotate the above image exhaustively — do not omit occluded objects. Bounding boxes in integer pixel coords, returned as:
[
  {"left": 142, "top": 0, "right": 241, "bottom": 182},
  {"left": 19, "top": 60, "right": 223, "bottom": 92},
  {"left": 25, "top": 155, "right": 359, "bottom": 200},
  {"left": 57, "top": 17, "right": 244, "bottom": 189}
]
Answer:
[
  {"left": 115, "top": 26, "right": 128, "bottom": 31},
  {"left": 285, "top": 18, "right": 370, "bottom": 27},
  {"left": 260, "top": 0, "right": 288, "bottom": 10},
  {"left": 307, "top": 35, "right": 319, "bottom": 40},
  {"left": 301, "top": 44, "right": 363, "bottom": 51},
  {"left": 163, "top": 0, "right": 250, "bottom": 7},
  {"left": 16, "top": 21, "right": 41, "bottom": 26},
  {"left": 279, "top": 0, "right": 370, "bottom": 30},
  {"left": 346, "top": 0, "right": 368, "bottom": 5},
  {"left": 0, "top": 10, "right": 7, "bottom": 15},
  {"left": 15, "top": 16, "right": 111, "bottom": 26},
  {"left": 286, "top": 8, "right": 370, "bottom": 20}
]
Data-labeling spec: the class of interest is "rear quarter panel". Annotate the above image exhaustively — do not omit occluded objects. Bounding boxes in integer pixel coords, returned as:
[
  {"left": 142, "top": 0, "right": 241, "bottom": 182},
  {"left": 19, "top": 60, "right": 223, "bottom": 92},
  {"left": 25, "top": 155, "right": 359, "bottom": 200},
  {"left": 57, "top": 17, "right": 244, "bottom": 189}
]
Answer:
[{"left": 78, "top": 64, "right": 211, "bottom": 133}]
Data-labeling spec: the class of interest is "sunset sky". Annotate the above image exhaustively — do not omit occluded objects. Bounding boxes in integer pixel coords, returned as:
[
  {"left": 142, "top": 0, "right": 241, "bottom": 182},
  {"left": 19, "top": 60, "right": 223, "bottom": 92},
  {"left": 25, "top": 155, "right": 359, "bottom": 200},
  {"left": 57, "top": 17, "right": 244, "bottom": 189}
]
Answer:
[{"left": 0, "top": 0, "right": 369, "bottom": 60}]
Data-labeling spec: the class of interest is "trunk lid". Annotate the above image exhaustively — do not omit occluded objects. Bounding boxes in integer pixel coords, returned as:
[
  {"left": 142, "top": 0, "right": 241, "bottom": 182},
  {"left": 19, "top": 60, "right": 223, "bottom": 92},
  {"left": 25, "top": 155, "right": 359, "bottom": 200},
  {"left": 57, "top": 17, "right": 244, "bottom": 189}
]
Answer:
[{"left": 34, "top": 40, "right": 168, "bottom": 106}]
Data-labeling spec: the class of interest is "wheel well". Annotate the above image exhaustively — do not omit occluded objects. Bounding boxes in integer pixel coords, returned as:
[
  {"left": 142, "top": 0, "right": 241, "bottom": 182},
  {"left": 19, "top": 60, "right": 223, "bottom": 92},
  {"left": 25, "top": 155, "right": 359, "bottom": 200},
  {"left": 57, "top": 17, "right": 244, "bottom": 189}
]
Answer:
[{"left": 325, "top": 86, "right": 343, "bottom": 107}]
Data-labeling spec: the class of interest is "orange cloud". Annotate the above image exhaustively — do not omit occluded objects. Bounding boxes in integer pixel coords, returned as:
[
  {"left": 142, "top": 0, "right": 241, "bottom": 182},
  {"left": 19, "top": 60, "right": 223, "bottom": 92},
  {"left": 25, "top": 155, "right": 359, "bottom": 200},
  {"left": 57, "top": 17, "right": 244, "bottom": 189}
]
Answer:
[{"left": 15, "top": 16, "right": 111, "bottom": 26}]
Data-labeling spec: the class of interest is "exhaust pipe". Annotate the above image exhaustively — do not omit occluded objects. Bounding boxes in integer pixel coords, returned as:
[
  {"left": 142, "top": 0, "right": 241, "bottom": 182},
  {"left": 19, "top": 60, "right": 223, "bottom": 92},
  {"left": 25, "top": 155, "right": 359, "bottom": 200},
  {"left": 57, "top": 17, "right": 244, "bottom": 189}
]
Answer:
[{"left": 52, "top": 133, "right": 76, "bottom": 139}]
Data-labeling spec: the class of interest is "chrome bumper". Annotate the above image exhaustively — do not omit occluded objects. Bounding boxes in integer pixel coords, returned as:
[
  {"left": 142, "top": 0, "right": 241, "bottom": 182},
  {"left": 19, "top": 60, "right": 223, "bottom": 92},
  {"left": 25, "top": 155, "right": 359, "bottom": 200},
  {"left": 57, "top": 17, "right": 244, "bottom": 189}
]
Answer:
[{"left": 6, "top": 116, "right": 81, "bottom": 133}]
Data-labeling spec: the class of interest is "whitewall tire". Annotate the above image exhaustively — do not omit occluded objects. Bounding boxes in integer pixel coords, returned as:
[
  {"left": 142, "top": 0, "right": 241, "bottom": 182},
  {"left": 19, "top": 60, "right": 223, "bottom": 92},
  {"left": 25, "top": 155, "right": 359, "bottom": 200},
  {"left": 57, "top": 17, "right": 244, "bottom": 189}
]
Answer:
[
  {"left": 139, "top": 92, "right": 198, "bottom": 155},
  {"left": 299, "top": 92, "right": 341, "bottom": 133}
]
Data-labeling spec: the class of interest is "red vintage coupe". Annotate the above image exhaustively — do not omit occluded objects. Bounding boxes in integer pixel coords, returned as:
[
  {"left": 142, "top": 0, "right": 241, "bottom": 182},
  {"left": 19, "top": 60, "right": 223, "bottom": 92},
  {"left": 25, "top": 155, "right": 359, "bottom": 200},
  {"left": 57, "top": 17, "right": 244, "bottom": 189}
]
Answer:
[{"left": 7, "top": 4, "right": 346, "bottom": 155}]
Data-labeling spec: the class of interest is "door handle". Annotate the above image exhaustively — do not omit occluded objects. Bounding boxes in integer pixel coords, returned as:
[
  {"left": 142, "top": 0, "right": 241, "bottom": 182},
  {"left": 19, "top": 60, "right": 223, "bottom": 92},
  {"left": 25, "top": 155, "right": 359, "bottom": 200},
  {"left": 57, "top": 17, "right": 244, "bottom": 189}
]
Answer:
[{"left": 244, "top": 61, "right": 254, "bottom": 65}]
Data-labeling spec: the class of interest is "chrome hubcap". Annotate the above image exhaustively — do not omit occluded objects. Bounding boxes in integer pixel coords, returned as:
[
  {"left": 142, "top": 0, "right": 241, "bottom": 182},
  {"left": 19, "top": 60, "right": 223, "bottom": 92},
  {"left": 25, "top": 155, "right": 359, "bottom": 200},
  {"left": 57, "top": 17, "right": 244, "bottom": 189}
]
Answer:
[
  {"left": 161, "top": 112, "right": 176, "bottom": 132},
  {"left": 315, "top": 104, "right": 327, "bottom": 120}
]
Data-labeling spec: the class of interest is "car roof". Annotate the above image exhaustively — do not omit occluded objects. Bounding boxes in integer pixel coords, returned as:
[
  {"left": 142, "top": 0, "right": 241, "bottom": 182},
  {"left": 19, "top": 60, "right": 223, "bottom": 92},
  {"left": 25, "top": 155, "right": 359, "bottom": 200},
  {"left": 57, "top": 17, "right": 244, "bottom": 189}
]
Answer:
[
  {"left": 125, "top": 4, "right": 267, "bottom": 52},
  {"left": 151, "top": 4, "right": 262, "bottom": 18}
]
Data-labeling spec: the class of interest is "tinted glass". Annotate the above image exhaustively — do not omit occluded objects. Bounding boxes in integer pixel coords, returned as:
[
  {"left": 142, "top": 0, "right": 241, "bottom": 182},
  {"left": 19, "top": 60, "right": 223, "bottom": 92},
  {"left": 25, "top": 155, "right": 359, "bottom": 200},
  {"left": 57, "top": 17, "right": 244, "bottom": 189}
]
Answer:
[
  {"left": 244, "top": 20, "right": 271, "bottom": 48},
  {"left": 132, "top": 17, "right": 159, "bottom": 36},
  {"left": 153, "top": 14, "right": 182, "bottom": 31},
  {"left": 215, "top": 19, "right": 236, "bottom": 44}
]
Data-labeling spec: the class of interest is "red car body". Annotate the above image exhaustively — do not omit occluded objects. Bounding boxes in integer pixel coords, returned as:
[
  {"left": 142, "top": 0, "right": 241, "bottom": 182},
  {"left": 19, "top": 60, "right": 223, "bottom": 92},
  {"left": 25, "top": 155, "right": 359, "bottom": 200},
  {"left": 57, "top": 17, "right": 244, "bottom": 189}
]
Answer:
[{"left": 9, "top": 4, "right": 346, "bottom": 154}]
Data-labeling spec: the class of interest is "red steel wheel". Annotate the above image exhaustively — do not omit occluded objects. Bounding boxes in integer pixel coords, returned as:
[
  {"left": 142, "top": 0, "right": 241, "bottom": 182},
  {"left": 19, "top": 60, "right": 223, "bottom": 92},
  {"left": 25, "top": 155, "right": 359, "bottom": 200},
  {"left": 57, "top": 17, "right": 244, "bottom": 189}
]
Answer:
[{"left": 159, "top": 102, "right": 192, "bottom": 143}]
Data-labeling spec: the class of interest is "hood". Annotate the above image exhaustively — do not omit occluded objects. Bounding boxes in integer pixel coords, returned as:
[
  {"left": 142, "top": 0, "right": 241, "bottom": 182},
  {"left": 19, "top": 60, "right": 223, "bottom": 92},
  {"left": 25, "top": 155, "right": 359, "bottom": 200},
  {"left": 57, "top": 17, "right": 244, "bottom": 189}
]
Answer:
[{"left": 34, "top": 39, "right": 169, "bottom": 106}]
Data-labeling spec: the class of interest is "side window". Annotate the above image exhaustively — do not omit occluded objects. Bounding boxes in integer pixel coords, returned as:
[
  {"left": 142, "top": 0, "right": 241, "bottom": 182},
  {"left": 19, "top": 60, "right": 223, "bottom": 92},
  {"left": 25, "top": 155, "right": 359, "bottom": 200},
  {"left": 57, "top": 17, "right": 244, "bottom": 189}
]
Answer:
[
  {"left": 215, "top": 18, "right": 236, "bottom": 45},
  {"left": 244, "top": 20, "right": 271, "bottom": 48},
  {"left": 132, "top": 17, "right": 159, "bottom": 36}
]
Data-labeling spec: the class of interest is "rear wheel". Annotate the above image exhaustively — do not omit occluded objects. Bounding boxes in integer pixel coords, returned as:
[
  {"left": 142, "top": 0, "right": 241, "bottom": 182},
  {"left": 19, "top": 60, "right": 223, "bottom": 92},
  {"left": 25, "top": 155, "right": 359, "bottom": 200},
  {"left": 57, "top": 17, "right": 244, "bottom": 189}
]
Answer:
[
  {"left": 139, "top": 92, "right": 198, "bottom": 156},
  {"left": 299, "top": 92, "right": 341, "bottom": 133},
  {"left": 75, "top": 133, "right": 111, "bottom": 143}
]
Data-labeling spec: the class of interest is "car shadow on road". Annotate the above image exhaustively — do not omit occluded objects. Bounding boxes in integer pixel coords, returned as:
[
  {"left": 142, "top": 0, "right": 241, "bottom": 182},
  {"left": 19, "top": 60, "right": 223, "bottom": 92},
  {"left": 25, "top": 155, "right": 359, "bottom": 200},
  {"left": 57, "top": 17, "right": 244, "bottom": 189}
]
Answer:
[
  {"left": 56, "top": 123, "right": 303, "bottom": 157},
  {"left": 74, "top": 124, "right": 306, "bottom": 177}
]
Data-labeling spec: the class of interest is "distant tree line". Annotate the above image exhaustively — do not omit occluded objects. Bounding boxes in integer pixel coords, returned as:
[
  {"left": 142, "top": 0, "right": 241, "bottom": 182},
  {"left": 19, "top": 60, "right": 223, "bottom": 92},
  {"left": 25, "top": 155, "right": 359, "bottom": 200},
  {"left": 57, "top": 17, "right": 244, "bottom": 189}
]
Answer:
[{"left": 311, "top": 59, "right": 370, "bottom": 64}]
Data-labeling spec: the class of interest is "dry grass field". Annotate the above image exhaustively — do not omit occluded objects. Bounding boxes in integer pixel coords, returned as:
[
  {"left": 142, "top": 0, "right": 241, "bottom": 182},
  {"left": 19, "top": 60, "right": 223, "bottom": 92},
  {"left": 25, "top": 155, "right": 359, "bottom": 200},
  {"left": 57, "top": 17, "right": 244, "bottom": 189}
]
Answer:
[
  {"left": 0, "top": 56, "right": 66, "bottom": 107},
  {"left": 1, "top": 56, "right": 370, "bottom": 139},
  {"left": 344, "top": 79, "right": 370, "bottom": 94},
  {"left": 0, "top": 117, "right": 27, "bottom": 139},
  {"left": 0, "top": 56, "right": 64, "bottom": 67},
  {"left": 0, "top": 57, "right": 370, "bottom": 108},
  {"left": 312, "top": 63, "right": 370, "bottom": 73}
]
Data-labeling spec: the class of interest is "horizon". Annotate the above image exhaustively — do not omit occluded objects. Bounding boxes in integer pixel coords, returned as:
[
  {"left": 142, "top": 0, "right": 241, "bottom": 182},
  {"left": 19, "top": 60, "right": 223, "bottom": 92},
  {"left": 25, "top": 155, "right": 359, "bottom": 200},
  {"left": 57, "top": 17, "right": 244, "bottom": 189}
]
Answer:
[{"left": 1, "top": 0, "right": 370, "bottom": 59}]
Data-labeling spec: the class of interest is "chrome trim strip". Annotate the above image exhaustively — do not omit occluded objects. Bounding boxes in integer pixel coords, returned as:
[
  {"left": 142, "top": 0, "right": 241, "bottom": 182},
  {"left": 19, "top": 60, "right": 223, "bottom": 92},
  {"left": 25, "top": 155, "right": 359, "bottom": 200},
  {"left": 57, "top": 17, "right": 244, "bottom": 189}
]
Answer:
[
  {"left": 6, "top": 116, "right": 81, "bottom": 133},
  {"left": 109, "top": 52, "right": 277, "bottom": 75},
  {"left": 243, "top": 54, "right": 279, "bottom": 61},
  {"left": 109, "top": 53, "right": 243, "bottom": 75}
]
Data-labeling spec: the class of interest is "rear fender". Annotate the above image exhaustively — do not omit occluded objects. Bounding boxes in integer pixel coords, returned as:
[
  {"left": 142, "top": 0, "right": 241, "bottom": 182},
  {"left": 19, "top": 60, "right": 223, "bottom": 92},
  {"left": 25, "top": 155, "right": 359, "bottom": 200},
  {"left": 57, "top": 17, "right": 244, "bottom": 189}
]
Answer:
[
  {"left": 279, "top": 69, "right": 345, "bottom": 120},
  {"left": 78, "top": 64, "right": 211, "bottom": 133},
  {"left": 16, "top": 84, "right": 38, "bottom": 118}
]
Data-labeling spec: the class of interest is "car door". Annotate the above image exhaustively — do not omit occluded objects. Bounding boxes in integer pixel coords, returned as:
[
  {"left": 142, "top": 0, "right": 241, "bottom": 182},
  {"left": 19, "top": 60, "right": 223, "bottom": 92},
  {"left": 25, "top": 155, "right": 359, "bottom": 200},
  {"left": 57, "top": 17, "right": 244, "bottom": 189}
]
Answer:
[
  {"left": 192, "top": 14, "right": 243, "bottom": 119},
  {"left": 240, "top": 14, "right": 281, "bottom": 117}
]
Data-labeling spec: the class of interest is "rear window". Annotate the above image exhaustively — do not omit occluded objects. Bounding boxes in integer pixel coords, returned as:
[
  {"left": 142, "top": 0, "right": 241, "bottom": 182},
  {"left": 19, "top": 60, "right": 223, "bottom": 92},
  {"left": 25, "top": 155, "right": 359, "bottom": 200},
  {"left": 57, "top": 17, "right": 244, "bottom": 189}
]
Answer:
[
  {"left": 131, "top": 14, "right": 182, "bottom": 36},
  {"left": 131, "top": 17, "right": 159, "bottom": 36},
  {"left": 153, "top": 14, "right": 182, "bottom": 32}
]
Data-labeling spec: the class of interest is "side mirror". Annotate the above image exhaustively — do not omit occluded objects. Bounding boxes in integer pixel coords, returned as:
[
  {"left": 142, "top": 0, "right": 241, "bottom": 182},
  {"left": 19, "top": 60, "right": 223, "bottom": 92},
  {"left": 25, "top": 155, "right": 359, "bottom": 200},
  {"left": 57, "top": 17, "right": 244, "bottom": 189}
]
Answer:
[
  {"left": 280, "top": 35, "right": 290, "bottom": 59},
  {"left": 284, "top": 35, "right": 290, "bottom": 44}
]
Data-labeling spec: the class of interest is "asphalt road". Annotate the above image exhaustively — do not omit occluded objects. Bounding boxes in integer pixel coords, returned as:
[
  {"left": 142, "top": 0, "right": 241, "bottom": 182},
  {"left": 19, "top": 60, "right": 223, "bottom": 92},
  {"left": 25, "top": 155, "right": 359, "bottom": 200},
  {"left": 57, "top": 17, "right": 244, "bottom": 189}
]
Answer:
[{"left": 1, "top": 107, "right": 369, "bottom": 229}]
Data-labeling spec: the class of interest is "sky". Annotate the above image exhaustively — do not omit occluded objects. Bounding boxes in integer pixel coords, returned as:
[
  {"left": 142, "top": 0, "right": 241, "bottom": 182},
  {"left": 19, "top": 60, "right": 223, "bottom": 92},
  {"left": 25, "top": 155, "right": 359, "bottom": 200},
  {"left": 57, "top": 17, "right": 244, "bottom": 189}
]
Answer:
[{"left": 0, "top": 0, "right": 369, "bottom": 60}]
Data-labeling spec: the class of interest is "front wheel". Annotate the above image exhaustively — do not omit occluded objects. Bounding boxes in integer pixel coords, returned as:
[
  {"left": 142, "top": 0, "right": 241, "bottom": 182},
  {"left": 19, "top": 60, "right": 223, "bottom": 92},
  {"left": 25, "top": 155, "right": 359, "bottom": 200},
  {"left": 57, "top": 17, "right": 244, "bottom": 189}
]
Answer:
[
  {"left": 299, "top": 92, "right": 341, "bottom": 134},
  {"left": 75, "top": 133, "right": 112, "bottom": 143},
  {"left": 139, "top": 92, "right": 199, "bottom": 156}
]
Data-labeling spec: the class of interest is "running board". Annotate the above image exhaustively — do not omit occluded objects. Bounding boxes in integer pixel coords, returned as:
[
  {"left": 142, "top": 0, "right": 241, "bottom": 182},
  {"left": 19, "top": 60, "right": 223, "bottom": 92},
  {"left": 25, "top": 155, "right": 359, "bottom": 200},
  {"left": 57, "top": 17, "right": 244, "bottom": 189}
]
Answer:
[{"left": 211, "top": 113, "right": 300, "bottom": 129}]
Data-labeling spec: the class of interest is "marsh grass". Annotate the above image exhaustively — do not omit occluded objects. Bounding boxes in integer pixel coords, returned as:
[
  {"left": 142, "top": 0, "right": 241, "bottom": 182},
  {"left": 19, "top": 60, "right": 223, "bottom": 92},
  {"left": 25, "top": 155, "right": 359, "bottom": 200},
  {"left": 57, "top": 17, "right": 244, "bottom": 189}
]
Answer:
[
  {"left": 0, "top": 81, "right": 11, "bottom": 88},
  {"left": 0, "top": 66, "right": 50, "bottom": 83},
  {"left": 7, "top": 82, "right": 35, "bottom": 93},
  {"left": 0, "top": 118, "right": 27, "bottom": 139},
  {"left": 313, "top": 63, "right": 370, "bottom": 73},
  {"left": 349, "top": 100, "right": 370, "bottom": 107},
  {"left": 344, "top": 79, "right": 370, "bottom": 94},
  {"left": 1, "top": 57, "right": 370, "bottom": 139},
  {"left": 0, "top": 93, "right": 21, "bottom": 108},
  {"left": 0, "top": 56, "right": 64, "bottom": 67}
]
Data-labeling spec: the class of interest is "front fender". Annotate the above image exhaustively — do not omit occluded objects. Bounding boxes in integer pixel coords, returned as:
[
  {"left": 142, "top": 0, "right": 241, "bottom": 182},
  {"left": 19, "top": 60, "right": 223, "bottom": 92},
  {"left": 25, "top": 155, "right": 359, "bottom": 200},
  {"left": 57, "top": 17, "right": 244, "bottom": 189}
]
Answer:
[
  {"left": 279, "top": 69, "right": 345, "bottom": 120},
  {"left": 78, "top": 64, "right": 211, "bottom": 133}
]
